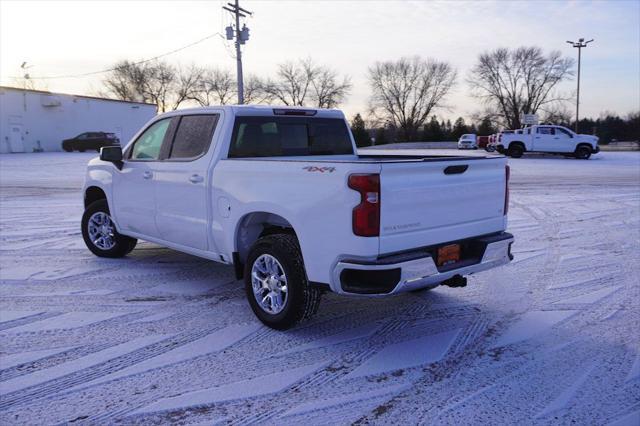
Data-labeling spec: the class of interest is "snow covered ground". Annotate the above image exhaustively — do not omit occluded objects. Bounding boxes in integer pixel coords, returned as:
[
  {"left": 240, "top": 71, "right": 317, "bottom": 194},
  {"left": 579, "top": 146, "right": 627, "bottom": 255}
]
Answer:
[{"left": 0, "top": 151, "right": 639, "bottom": 425}]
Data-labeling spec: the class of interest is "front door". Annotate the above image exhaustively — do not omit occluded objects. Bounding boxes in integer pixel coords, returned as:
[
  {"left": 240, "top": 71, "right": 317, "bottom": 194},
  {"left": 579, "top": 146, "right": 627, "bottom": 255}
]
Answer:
[
  {"left": 553, "top": 127, "right": 575, "bottom": 152},
  {"left": 9, "top": 124, "right": 25, "bottom": 153},
  {"left": 112, "top": 117, "right": 173, "bottom": 239},
  {"left": 154, "top": 114, "right": 220, "bottom": 252}
]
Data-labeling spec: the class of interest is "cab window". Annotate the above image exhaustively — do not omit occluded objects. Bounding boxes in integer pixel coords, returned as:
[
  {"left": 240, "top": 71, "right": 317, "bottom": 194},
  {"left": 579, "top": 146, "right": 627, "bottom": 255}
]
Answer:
[
  {"left": 556, "top": 127, "right": 573, "bottom": 138},
  {"left": 537, "top": 127, "right": 555, "bottom": 135},
  {"left": 130, "top": 119, "right": 172, "bottom": 160},
  {"left": 168, "top": 115, "right": 218, "bottom": 160}
]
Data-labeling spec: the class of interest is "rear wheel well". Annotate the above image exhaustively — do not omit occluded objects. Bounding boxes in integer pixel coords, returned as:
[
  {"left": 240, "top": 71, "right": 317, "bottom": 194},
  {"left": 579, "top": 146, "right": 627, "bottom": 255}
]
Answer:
[
  {"left": 84, "top": 186, "right": 107, "bottom": 208},
  {"left": 234, "top": 212, "right": 299, "bottom": 279}
]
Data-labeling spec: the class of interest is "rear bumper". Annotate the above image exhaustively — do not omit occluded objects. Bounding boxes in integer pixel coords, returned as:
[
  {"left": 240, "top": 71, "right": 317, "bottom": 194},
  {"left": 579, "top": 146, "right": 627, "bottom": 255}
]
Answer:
[{"left": 331, "top": 232, "right": 514, "bottom": 295}]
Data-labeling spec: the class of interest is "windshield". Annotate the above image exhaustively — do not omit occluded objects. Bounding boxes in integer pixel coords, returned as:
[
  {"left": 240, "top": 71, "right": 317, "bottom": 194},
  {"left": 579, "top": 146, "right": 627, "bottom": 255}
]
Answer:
[{"left": 229, "top": 117, "right": 354, "bottom": 158}]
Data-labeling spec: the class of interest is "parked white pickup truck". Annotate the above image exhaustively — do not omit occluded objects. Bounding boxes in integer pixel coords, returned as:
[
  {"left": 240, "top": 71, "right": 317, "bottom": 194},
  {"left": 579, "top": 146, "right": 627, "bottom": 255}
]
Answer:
[
  {"left": 82, "top": 106, "right": 513, "bottom": 329},
  {"left": 497, "top": 124, "right": 599, "bottom": 159}
]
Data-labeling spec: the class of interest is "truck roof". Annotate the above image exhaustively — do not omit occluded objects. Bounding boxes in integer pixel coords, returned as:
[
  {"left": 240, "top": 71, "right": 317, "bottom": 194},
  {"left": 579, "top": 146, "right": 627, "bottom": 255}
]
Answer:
[{"left": 163, "top": 105, "right": 346, "bottom": 119}]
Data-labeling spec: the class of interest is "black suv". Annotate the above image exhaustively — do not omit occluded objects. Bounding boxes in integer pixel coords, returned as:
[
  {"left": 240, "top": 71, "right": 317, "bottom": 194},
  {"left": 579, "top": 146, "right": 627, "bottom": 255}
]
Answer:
[{"left": 62, "top": 132, "right": 120, "bottom": 152}]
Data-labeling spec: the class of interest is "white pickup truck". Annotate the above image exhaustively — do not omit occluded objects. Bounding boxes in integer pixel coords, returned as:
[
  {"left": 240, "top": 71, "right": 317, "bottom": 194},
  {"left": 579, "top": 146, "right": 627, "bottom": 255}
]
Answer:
[
  {"left": 82, "top": 106, "right": 513, "bottom": 329},
  {"left": 497, "top": 124, "right": 599, "bottom": 159}
]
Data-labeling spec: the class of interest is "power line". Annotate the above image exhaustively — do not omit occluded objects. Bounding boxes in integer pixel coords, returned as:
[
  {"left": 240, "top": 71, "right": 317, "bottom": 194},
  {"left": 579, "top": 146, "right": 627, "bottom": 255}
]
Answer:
[{"left": 11, "top": 32, "right": 224, "bottom": 80}]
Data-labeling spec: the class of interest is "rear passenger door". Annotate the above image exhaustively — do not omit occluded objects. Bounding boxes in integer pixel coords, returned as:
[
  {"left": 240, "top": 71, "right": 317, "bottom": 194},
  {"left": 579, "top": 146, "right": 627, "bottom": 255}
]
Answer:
[
  {"left": 153, "top": 113, "right": 220, "bottom": 252},
  {"left": 533, "top": 126, "right": 556, "bottom": 152}
]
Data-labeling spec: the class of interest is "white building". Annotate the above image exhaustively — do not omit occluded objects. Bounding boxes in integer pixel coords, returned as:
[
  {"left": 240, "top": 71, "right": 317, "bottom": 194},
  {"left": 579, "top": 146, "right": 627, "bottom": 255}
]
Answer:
[{"left": 0, "top": 86, "right": 157, "bottom": 153}]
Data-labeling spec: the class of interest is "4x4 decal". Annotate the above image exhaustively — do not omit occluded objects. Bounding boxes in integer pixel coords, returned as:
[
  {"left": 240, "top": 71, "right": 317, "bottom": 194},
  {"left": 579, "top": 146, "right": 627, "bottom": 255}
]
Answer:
[{"left": 303, "top": 166, "right": 336, "bottom": 173}]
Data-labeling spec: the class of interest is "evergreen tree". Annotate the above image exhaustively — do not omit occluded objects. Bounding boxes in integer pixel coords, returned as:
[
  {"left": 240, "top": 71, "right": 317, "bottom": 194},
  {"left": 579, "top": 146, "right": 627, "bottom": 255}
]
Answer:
[
  {"left": 443, "top": 120, "right": 453, "bottom": 140},
  {"left": 477, "top": 117, "right": 496, "bottom": 135},
  {"left": 374, "top": 127, "right": 388, "bottom": 145},
  {"left": 452, "top": 117, "right": 469, "bottom": 140},
  {"left": 423, "top": 116, "right": 445, "bottom": 141},
  {"left": 350, "top": 113, "right": 371, "bottom": 147}
]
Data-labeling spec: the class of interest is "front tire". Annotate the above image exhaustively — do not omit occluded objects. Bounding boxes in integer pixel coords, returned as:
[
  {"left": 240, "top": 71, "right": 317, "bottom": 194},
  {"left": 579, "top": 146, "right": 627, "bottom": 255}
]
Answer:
[
  {"left": 81, "top": 199, "right": 137, "bottom": 258},
  {"left": 575, "top": 146, "right": 592, "bottom": 160},
  {"left": 244, "top": 234, "right": 321, "bottom": 330}
]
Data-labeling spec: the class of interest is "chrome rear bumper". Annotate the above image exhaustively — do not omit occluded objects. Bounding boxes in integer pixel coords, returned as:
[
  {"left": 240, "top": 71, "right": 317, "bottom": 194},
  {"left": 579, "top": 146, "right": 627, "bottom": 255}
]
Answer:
[{"left": 331, "top": 232, "right": 514, "bottom": 295}]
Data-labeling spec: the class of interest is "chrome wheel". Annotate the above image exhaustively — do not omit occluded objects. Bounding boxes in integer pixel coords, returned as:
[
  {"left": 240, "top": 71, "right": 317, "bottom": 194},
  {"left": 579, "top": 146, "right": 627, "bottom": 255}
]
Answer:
[
  {"left": 251, "top": 254, "right": 288, "bottom": 315},
  {"left": 87, "top": 212, "right": 116, "bottom": 250}
]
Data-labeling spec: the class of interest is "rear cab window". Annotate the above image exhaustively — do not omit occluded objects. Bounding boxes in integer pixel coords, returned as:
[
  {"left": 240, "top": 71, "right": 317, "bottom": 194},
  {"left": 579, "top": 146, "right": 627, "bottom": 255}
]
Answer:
[{"left": 228, "top": 117, "right": 354, "bottom": 158}]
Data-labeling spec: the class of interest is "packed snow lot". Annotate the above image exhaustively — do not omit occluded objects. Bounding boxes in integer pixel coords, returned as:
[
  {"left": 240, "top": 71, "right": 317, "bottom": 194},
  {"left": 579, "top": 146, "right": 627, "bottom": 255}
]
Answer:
[{"left": 0, "top": 151, "right": 639, "bottom": 425}]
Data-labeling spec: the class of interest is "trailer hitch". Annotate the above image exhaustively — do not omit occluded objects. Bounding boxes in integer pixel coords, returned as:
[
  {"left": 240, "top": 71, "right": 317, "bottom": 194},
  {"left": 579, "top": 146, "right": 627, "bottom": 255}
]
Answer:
[{"left": 442, "top": 274, "right": 467, "bottom": 288}]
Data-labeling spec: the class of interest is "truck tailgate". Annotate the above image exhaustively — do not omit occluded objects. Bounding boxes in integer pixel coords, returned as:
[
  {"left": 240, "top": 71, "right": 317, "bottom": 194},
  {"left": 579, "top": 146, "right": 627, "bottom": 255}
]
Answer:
[{"left": 379, "top": 157, "right": 507, "bottom": 254}]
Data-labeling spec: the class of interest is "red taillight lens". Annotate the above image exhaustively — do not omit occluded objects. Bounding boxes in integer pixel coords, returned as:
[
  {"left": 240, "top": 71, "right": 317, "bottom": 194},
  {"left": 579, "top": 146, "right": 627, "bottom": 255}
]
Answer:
[
  {"left": 348, "top": 174, "right": 380, "bottom": 237},
  {"left": 504, "top": 165, "right": 510, "bottom": 215}
]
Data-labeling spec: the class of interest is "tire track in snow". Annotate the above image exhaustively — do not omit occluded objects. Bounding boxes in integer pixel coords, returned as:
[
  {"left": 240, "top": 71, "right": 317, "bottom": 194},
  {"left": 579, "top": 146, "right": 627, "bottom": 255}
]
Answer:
[{"left": 0, "top": 328, "right": 224, "bottom": 410}]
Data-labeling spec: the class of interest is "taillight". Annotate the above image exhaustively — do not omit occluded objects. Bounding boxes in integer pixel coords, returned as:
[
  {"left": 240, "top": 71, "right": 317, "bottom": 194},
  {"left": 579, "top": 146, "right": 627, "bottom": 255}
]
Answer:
[
  {"left": 348, "top": 174, "right": 380, "bottom": 237},
  {"left": 504, "top": 165, "right": 510, "bottom": 215}
]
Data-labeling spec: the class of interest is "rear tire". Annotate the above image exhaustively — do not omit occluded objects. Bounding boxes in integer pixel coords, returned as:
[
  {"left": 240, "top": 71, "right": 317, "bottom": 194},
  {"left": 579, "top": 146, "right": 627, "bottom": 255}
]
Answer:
[
  {"left": 508, "top": 144, "right": 524, "bottom": 158},
  {"left": 575, "top": 146, "right": 592, "bottom": 160},
  {"left": 81, "top": 199, "right": 137, "bottom": 258},
  {"left": 244, "top": 234, "right": 321, "bottom": 330}
]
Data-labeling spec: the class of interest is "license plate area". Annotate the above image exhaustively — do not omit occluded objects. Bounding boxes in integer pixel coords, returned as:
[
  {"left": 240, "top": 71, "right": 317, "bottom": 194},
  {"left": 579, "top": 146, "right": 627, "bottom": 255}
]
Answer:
[{"left": 437, "top": 244, "right": 460, "bottom": 267}]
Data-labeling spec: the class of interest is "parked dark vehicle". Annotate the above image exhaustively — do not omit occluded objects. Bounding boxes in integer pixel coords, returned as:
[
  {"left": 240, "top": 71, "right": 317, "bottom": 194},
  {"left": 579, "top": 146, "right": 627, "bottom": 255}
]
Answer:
[{"left": 62, "top": 132, "right": 120, "bottom": 152}]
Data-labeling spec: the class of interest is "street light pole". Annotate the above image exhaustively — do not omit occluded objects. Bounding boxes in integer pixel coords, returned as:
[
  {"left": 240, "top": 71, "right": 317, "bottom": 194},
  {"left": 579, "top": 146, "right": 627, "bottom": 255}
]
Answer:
[{"left": 566, "top": 38, "right": 594, "bottom": 133}]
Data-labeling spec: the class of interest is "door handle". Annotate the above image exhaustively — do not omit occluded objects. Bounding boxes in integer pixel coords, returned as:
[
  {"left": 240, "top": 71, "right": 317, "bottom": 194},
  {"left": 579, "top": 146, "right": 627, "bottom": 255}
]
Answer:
[
  {"left": 189, "top": 174, "right": 204, "bottom": 184},
  {"left": 444, "top": 165, "right": 468, "bottom": 175},
  {"left": 143, "top": 171, "right": 153, "bottom": 179}
]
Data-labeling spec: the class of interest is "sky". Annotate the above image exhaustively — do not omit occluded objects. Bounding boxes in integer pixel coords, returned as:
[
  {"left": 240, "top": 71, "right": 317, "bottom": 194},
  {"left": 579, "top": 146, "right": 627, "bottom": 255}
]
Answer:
[{"left": 1, "top": 0, "right": 639, "bottom": 122}]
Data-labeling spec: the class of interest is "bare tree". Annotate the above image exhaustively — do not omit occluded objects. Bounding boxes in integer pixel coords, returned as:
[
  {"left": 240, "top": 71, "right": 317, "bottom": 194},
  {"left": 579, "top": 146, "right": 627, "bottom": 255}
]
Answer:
[
  {"left": 263, "top": 58, "right": 351, "bottom": 107},
  {"left": 243, "top": 75, "right": 272, "bottom": 104},
  {"left": 171, "top": 64, "right": 205, "bottom": 110},
  {"left": 104, "top": 60, "right": 208, "bottom": 112},
  {"left": 540, "top": 103, "right": 573, "bottom": 126},
  {"left": 468, "top": 47, "right": 574, "bottom": 129},
  {"left": 103, "top": 60, "right": 179, "bottom": 112},
  {"left": 195, "top": 68, "right": 236, "bottom": 106},
  {"left": 311, "top": 66, "right": 352, "bottom": 108},
  {"left": 142, "top": 62, "right": 176, "bottom": 113},
  {"left": 102, "top": 60, "right": 147, "bottom": 102},
  {"left": 368, "top": 56, "right": 456, "bottom": 141}
]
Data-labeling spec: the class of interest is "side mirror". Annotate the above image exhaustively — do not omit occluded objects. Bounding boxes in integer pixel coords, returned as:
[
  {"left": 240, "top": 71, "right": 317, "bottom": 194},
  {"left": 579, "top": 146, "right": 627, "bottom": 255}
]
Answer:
[{"left": 100, "top": 146, "right": 123, "bottom": 169}]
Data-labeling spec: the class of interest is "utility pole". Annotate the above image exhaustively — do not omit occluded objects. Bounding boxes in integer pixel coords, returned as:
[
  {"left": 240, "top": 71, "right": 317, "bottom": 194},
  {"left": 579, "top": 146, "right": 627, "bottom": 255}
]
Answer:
[
  {"left": 566, "top": 38, "right": 594, "bottom": 133},
  {"left": 223, "top": 1, "right": 252, "bottom": 104}
]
